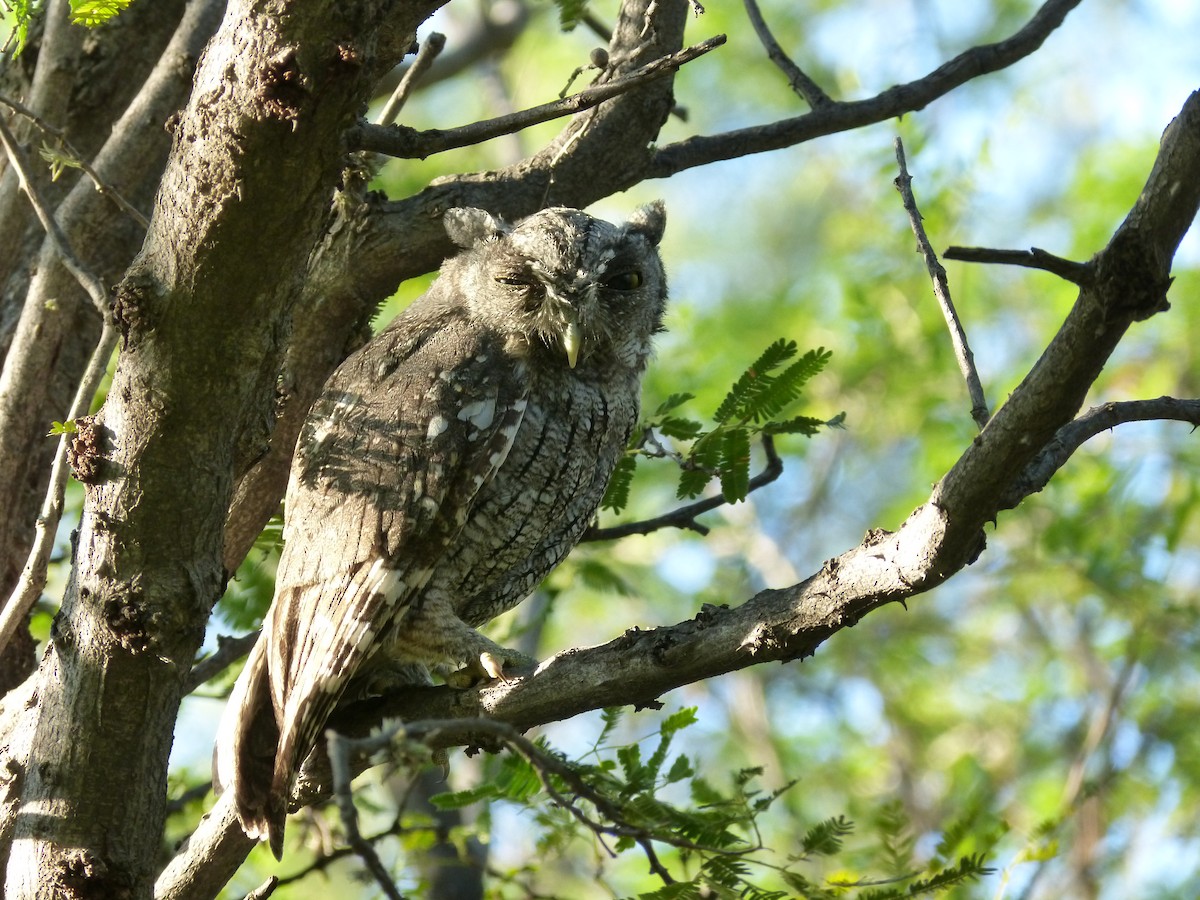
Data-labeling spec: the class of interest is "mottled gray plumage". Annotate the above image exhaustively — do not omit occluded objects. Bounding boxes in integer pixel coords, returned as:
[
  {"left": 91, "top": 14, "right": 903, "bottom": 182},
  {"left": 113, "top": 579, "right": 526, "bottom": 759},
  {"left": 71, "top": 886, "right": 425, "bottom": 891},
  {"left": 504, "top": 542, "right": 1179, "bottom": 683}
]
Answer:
[{"left": 213, "top": 203, "right": 667, "bottom": 856}]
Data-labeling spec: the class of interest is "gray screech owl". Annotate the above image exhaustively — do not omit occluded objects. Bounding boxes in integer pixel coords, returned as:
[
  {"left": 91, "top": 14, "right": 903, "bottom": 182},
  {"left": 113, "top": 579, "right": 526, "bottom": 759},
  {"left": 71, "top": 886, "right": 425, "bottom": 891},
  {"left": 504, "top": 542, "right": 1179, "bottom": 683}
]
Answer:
[{"left": 213, "top": 203, "right": 667, "bottom": 856}]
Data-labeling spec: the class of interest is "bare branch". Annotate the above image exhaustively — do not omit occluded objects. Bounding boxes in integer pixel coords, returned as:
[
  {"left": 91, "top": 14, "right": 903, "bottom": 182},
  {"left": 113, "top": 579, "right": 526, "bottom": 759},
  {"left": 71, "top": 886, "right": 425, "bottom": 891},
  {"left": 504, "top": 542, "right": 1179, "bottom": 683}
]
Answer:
[
  {"left": 326, "top": 731, "right": 407, "bottom": 900},
  {"left": 943, "top": 245, "right": 1093, "bottom": 285},
  {"left": 375, "top": 32, "right": 446, "bottom": 127},
  {"left": 893, "top": 138, "right": 989, "bottom": 429},
  {"left": 743, "top": 0, "right": 832, "bottom": 109},
  {"left": 184, "top": 631, "right": 261, "bottom": 694},
  {"left": 0, "top": 93, "right": 151, "bottom": 229},
  {"left": 0, "top": 324, "right": 116, "bottom": 658},
  {"left": 649, "top": 0, "right": 1082, "bottom": 176},
  {"left": 0, "top": 112, "right": 117, "bottom": 658},
  {"left": 349, "top": 34, "right": 726, "bottom": 158},
  {"left": 584, "top": 435, "right": 784, "bottom": 541},
  {"left": 0, "top": 114, "right": 109, "bottom": 312},
  {"left": 1001, "top": 397, "right": 1200, "bottom": 509}
]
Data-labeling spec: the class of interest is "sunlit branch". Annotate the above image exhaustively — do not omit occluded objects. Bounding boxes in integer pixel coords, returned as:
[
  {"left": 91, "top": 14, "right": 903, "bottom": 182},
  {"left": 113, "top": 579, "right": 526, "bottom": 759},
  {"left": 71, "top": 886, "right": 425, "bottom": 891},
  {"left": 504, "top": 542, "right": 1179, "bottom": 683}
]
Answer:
[
  {"left": 942, "top": 244, "right": 1094, "bottom": 285},
  {"left": 742, "top": 0, "right": 832, "bottom": 109},
  {"left": 0, "top": 113, "right": 118, "bottom": 659},
  {"left": 893, "top": 137, "right": 989, "bottom": 429},
  {"left": 648, "top": 0, "right": 1082, "bottom": 177},
  {"left": 375, "top": 32, "right": 446, "bottom": 127},
  {"left": 349, "top": 34, "right": 726, "bottom": 158}
]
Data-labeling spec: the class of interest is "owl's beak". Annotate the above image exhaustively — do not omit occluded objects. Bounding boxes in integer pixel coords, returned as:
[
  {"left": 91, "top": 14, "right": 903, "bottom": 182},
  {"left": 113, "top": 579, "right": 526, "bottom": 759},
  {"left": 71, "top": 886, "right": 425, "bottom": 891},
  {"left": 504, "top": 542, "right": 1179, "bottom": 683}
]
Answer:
[{"left": 562, "top": 319, "right": 582, "bottom": 369}]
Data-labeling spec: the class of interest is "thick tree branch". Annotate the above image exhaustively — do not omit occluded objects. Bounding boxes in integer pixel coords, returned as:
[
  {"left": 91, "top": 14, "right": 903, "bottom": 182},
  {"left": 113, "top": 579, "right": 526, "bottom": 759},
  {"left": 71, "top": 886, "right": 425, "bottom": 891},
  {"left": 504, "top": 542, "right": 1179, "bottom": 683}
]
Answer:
[{"left": 348, "top": 34, "right": 725, "bottom": 158}]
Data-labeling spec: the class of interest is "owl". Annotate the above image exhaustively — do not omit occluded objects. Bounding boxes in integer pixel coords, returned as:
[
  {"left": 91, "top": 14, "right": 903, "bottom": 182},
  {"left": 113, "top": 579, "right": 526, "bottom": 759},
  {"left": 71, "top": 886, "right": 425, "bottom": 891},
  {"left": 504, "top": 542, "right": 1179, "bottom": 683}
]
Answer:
[{"left": 213, "top": 203, "right": 668, "bottom": 857}]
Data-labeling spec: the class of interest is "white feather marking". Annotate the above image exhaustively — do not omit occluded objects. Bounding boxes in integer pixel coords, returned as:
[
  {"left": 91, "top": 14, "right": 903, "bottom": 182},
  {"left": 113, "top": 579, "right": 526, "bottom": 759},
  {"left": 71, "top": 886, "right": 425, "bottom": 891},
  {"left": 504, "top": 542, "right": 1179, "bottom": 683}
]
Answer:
[{"left": 456, "top": 397, "right": 496, "bottom": 431}]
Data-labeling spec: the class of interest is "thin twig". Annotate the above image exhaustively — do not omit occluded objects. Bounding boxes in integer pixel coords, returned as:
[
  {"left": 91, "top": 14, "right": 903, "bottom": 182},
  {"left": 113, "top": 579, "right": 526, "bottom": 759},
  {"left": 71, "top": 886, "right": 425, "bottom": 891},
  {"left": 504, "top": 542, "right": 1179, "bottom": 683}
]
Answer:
[
  {"left": 584, "top": 434, "right": 784, "bottom": 542},
  {"left": 893, "top": 137, "right": 990, "bottom": 429},
  {"left": 0, "top": 113, "right": 110, "bottom": 313},
  {"left": 0, "top": 92, "right": 151, "bottom": 229},
  {"left": 349, "top": 34, "right": 726, "bottom": 158},
  {"left": 0, "top": 112, "right": 118, "bottom": 658},
  {"left": 326, "top": 730, "right": 408, "bottom": 900},
  {"left": 743, "top": 0, "right": 832, "bottom": 109},
  {"left": 185, "top": 631, "right": 261, "bottom": 693},
  {"left": 0, "top": 324, "right": 117, "bottom": 657},
  {"left": 375, "top": 32, "right": 446, "bottom": 127},
  {"left": 942, "top": 245, "right": 1093, "bottom": 286}
]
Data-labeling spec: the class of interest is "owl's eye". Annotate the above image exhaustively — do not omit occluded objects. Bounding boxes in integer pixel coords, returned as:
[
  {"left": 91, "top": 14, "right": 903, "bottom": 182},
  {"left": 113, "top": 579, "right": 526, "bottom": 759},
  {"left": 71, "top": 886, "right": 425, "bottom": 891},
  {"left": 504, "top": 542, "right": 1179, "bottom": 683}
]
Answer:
[
  {"left": 494, "top": 275, "right": 530, "bottom": 288},
  {"left": 603, "top": 271, "right": 643, "bottom": 291}
]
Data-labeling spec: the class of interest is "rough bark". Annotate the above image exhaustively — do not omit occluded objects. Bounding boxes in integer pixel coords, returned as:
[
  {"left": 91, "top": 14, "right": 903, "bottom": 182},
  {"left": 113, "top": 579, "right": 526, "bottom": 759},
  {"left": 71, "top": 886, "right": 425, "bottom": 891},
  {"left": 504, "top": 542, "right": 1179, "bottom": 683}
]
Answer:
[{"left": 2, "top": 2, "right": 434, "bottom": 897}]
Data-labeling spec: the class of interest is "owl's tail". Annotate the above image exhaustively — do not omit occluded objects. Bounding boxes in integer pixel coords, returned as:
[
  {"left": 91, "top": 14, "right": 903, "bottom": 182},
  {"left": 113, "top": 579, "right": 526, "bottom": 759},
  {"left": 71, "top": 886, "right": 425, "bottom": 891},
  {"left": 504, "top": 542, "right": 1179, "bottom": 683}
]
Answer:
[{"left": 211, "top": 633, "right": 288, "bottom": 858}]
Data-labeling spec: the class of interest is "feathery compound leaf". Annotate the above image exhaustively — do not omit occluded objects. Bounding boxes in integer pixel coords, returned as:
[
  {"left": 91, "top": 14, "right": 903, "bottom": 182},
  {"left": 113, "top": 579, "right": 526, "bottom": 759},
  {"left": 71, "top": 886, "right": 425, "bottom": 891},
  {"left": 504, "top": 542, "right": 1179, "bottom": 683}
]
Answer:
[
  {"left": 744, "top": 348, "right": 831, "bottom": 423},
  {"left": 655, "top": 392, "right": 696, "bottom": 416},
  {"left": 657, "top": 415, "right": 704, "bottom": 440},
  {"left": 70, "top": 0, "right": 134, "bottom": 26},
  {"left": 801, "top": 816, "right": 855, "bottom": 856},
  {"left": 763, "top": 415, "right": 825, "bottom": 436},
  {"left": 677, "top": 432, "right": 720, "bottom": 499},
  {"left": 718, "top": 427, "right": 752, "bottom": 502},
  {"left": 713, "top": 338, "right": 799, "bottom": 424},
  {"left": 601, "top": 453, "right": 637, "bottom": 512}
]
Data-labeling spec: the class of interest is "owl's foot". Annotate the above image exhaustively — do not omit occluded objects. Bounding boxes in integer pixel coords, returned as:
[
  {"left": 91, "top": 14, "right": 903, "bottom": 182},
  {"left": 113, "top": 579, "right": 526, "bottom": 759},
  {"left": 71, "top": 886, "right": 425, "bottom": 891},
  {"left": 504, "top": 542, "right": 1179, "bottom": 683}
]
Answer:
[{"left": 446, "top": 647, "right": 537, "bottom": 688}]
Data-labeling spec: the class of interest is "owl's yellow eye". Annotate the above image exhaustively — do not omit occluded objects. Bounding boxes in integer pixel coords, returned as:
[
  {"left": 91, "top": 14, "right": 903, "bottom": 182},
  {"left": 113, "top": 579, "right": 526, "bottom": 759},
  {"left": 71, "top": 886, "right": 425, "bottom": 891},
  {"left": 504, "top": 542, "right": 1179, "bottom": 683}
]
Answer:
[{"left": 604, "top": 271, "right": 642, "bottom": 291}]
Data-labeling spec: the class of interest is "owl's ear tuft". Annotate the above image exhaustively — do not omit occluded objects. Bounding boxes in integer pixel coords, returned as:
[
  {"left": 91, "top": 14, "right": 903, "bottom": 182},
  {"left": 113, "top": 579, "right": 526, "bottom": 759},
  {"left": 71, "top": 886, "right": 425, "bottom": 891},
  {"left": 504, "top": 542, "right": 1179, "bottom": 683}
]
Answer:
[
  {"left": 625, "top": 201, "right": 666, "bottom": 247},
  {"left": 445, "top": 208, "right": 507, "bottom": 248}
]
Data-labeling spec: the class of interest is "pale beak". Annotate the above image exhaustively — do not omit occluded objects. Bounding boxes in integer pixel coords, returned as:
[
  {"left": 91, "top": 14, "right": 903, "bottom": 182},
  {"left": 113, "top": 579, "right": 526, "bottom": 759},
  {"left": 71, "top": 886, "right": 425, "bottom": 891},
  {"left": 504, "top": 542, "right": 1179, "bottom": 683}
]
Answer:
[{"left": 562, "top": 318, "right": 582, "bottom": 369}]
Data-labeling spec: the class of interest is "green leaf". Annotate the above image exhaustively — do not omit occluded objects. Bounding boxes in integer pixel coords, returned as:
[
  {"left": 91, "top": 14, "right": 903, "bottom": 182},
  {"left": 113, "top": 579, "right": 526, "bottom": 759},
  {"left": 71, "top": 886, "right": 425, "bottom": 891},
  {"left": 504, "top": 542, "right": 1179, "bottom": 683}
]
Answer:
[
  {"left": 429, "top": 783, "right": 502, "bottom": 810},
  {"left": 718, "top": 427, "right": 751, "bottom": 502},
  {"left": 665, "top": 754, "right": 694, "bottom": 784},
  {"left": 553, "top": 0, "right": 587, "bottom": 31},
  {"left": 657, "top": 416, "right": 704, "bottom": 440},
  {"left": 800, "top": 815, "right": 854, "bottom": 856},
  {"left": 70, "top": 0, "right": 134, "bottom": 26},
  {"left": 713, "top": 338, "right": 799, "bottom": 424},
  {"left": 601, "top": 453, "right": 637, "bottom": 512},
  {"left": 47, "top": 420, "right": 77, "bottom": 437},
  {"left": 655, "top": 392, "right": 695, "bottom": 416},
  {"left": 762, "top": 415, "right": 825, "bottom": 436}
]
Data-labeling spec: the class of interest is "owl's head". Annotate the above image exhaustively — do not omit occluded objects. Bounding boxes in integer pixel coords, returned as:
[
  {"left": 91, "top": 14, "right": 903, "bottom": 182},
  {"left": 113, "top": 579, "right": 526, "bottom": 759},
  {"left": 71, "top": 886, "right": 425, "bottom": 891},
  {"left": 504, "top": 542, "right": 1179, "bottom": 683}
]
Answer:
[{"left": 442, "top": 204, "right": 667, "bottom": 372}]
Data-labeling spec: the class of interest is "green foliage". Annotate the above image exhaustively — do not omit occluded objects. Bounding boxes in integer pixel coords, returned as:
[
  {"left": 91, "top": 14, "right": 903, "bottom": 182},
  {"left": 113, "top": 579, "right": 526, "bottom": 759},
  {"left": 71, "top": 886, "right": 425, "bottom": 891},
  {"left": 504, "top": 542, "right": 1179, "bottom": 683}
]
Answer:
[
  {"left": 69, "top": 0, "right": 131, "bottom": 27},
  {"left": 3, "top": 0, "right": 36, "bottom": 52},
  {"left": 47, "top": 419, "right": 76, "bottom": 436},
  {"left": 549, "top": 0, "right": 590, "bottom": 32},
  {"left": 603, "top": 340, "right": 836, "bottom": 511},
  {"left": 39, "top": 143, "right": 82, "bottom": 181},
  {"left": 428, "top": 710, "right": 997, "bottom": 899}
]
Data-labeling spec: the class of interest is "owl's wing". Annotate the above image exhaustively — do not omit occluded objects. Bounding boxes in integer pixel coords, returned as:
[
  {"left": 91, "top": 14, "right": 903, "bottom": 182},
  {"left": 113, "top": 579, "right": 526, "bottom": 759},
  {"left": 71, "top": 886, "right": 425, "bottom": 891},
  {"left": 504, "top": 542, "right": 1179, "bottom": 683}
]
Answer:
[{"left": 224, "top": 313, "right": 530, "bottom": 855}]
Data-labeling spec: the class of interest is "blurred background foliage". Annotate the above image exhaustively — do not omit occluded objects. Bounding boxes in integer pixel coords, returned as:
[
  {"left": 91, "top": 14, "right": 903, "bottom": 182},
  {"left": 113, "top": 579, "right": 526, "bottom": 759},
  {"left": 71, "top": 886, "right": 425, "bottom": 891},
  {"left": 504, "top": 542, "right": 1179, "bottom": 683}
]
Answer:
[{"left": 133, "top": 0, "right": 1200, "bottom": 896}]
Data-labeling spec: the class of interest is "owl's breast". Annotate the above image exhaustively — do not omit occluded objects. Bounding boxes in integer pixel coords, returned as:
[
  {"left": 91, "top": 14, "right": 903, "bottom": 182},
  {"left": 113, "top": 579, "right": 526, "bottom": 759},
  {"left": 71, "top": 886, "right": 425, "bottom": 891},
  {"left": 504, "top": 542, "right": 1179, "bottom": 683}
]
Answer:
[{"left": 434, "top": 369, "right": 640, "bottom": 625}]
